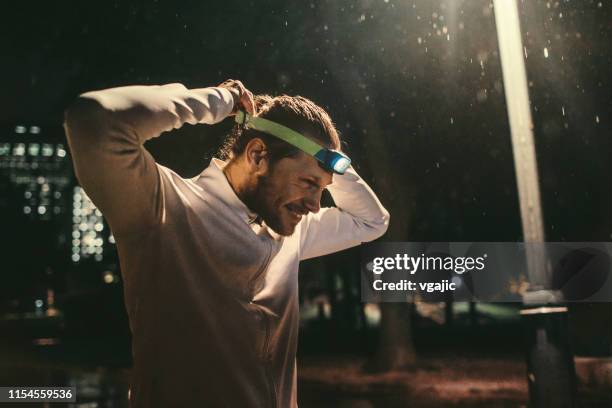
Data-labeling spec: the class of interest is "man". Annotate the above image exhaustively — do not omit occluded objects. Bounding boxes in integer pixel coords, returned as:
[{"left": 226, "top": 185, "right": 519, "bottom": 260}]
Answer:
[{"left": 64, "top": 80, "right": 389, "bottom": 407}]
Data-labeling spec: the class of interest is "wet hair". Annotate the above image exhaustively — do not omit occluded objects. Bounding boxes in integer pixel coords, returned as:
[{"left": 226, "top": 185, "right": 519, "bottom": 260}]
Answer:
[{"left": 217, "top": 94, "right": 341, "bottom": 167}]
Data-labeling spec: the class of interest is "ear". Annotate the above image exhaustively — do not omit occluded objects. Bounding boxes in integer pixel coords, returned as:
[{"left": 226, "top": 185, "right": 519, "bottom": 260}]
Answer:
[{"left": 244, "top": 137, "right": 269, "bottom": 176}]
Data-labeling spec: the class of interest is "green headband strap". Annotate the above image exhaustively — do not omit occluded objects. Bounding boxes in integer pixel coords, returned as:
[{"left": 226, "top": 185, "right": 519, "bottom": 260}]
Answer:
[{"left": 235, "top": 110, "right": 323, "bottom": 156}]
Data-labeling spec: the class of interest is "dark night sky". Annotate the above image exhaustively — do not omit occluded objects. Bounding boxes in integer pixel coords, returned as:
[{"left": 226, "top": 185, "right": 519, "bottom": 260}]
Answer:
[{"left": 1, "top": 0, "right": 611, "bottom": 242}]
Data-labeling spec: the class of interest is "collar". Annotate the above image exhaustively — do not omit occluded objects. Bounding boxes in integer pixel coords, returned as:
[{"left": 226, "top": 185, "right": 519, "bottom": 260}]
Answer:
[{"left": 195, "top": 158, "right": 259, "bottom": 225}]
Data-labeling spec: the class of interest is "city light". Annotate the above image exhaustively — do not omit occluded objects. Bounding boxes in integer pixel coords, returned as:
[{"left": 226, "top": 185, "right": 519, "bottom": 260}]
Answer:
[
  {"left": 57, "top": 145, "right": 67, "bottom": 158},
  {"left": 2, "top": 141, "right": 70, "bottom": 222},
  {"left": 103, "top": 271, "right": 115, "bottom": 284},
  {"left": 42, "top": 144, "right": 54, "bottom": 157},
  {"left": 72, "top": 186, "right": 106, "bottom": 263},
  {"left": 0, "top": 143, "right": 10, "bottom": 156},
  {"left": 28, "top": 143, "right": 40, "bottom": 156},
  {"left": 13, "top": 143, "right": 25, "bottom": 156}
]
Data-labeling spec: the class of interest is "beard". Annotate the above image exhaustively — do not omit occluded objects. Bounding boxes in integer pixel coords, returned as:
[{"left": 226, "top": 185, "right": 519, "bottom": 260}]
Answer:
[{"left": 241, "top": 173, "right": 295, "bottom": 236}]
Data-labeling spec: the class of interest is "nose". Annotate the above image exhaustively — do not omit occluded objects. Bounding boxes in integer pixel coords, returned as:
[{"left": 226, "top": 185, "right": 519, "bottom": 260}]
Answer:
[{"left": 304, "top": 191, "right": 321, "bottom": 214}]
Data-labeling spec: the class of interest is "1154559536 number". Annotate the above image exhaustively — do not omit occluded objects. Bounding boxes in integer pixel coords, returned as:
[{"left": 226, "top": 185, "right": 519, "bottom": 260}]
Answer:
[{"left": 0, "top": 387, "right": 75, "bottom": 403}]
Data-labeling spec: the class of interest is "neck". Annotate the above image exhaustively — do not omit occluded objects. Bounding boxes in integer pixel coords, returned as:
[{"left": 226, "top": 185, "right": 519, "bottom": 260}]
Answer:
[{"left": 223, "top": 159, "right": 250, "bottom": 204}]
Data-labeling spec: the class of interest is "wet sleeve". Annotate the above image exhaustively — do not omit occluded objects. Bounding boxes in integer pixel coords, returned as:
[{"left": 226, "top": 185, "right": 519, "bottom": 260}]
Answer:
[
  {"left": 63, "top": 83, "right": 235, "bottom": 237},
  {"left": 299, "top": 166, "right": 390, "bottom": 260}
]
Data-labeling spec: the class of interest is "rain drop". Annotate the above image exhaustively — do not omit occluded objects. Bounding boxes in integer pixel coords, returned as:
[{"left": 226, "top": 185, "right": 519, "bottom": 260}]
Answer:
[
  {"left": 476, "top": 89, "right": 488, "bottom": 103},
  {"left": 543, "top": 48, "right": 549, "bottom": 58}
]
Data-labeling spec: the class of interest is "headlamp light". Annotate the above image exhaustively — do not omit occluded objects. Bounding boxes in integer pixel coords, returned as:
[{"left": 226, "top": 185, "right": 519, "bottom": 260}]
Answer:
[{"left": 235, "top": 110, "right": 351, "bottom": 175}]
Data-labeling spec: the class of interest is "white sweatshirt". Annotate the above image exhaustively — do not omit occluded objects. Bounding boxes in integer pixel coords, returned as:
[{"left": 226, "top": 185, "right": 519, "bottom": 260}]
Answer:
[{"left": 63, "top": 83, "right": 389, "bottom": 408}]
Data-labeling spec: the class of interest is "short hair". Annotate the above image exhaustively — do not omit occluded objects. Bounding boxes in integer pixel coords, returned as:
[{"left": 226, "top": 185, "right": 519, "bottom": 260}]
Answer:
[{"left": 218, "top": 95, "right": 341, "bottom": 166}]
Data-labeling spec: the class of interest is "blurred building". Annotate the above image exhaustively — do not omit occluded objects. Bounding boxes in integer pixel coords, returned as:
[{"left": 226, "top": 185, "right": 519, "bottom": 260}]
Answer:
[
  {"left": 0, "top": 125, "right": 70, "bottom": 221},
  {"left": 0, "top": 124, "right": 119, "bottom": 314}
]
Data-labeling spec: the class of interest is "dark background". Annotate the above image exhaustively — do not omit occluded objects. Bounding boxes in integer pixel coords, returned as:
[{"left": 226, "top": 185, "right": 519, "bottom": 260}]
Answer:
[{"left": 2, "top": 0, "right": 610, "bottom": 239}]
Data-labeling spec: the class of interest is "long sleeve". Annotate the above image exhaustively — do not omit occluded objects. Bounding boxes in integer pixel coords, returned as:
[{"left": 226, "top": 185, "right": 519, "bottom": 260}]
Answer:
[
  {"left": 63, "top": 83, "right": 235, "bottom": 237},
  {"left": 299, "top": 166, "right": 390, "bottom": 260}
]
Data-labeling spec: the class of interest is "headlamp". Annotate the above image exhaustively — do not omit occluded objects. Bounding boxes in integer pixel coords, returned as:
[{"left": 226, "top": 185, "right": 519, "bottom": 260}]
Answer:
[{"left": 235, "top": 110, "right": 351, "bottom": 175}]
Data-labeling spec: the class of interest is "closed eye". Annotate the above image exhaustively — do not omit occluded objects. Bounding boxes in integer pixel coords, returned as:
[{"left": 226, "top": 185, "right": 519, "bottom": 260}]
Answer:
[{"left": 301, "top": 179, "right": 322, "bottom": 191}]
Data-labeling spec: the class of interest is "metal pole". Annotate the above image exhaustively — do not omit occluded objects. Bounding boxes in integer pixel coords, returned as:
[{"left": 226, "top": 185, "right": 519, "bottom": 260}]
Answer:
[
  {"left": 493, "top": 0, "right": 547, "bottom": 288},
  {"left": 492, "top": 1, "right": 575, "bottom": 406}
]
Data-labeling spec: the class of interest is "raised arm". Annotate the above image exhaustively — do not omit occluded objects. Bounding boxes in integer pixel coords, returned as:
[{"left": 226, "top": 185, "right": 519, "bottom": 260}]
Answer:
[
  {"left": 63, "top": 83, "right": 236, "bottom": 237},
  {"left": 299, "top": 166, "right": 390, "bottom": 260}
]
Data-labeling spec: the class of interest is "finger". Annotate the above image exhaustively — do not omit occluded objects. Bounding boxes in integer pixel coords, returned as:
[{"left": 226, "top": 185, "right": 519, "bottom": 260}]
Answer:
[
  {"left": 242, "top": 91, "right": 255, "bottom": 115},
  {"left": 218, "top": 79, "right": 235, "bottom": 88},
  {"left": 238, "top": 86, "right": 253, "bottom": 114},
  {"left": 233, "top": 80, "right": 245, "bottom": 95}
]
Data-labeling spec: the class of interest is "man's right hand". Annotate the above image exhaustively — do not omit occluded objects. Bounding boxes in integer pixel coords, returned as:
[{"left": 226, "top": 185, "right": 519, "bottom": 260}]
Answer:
[{"left": 218, "top": 79, "right": 256, "bottom": 116}]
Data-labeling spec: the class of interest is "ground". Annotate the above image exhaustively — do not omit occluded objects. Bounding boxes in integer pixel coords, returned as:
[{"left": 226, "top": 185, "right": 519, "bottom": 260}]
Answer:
[
  {"left": 2, "top": 343, "right": 612, "bottom": 407},
  {"left": 298, "top": 355, "right": 527, "bottom": 407}
]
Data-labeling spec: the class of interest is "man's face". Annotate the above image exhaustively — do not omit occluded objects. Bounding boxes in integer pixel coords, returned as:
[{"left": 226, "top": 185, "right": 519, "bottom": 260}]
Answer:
[{"left": 249, "top": 152, "right": 333, "bottom": 236}]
